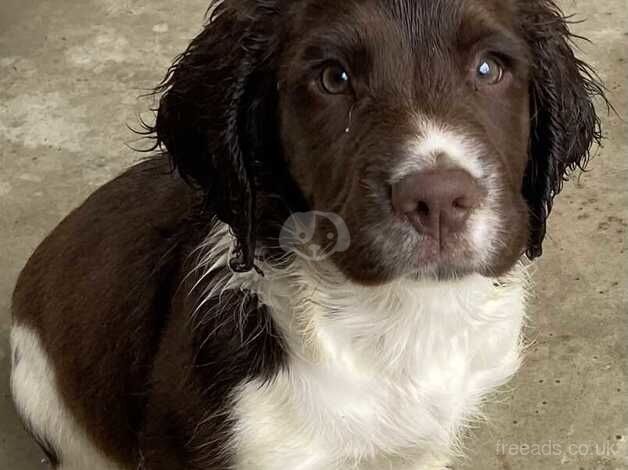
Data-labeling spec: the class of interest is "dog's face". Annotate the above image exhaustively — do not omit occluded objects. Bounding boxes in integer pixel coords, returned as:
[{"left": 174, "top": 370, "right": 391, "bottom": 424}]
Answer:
[
  {"left": 278, "top": 0, "right": 531, "bottom": 282},
  {"left": 153, "top": 0, "right": 604, "bottom": 284}
]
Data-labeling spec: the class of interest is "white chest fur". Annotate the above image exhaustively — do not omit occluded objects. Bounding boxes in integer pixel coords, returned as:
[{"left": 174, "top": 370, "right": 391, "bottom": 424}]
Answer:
[{"left": 229, "top": 259, "right": 528, "bottom": 470}]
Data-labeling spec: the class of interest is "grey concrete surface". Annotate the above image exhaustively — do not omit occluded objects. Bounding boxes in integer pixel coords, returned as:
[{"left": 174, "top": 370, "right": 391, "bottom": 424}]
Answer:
[{"left": 0, "top": 1, "right": 626, "bottom": 469}]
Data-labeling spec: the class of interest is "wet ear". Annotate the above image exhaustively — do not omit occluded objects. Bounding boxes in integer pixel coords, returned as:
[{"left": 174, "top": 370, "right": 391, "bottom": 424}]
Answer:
[
  {"left": 520, "top": 0, "right": 606, "bottom": 258},
  {"left": 152, "top": 2, "right": 281, "bottom": 272}
]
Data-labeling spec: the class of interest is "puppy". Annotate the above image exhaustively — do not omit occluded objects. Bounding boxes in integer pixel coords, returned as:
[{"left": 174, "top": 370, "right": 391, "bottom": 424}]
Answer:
[{"left": 10, "top": 0, "right": 605, "bottom": 469}]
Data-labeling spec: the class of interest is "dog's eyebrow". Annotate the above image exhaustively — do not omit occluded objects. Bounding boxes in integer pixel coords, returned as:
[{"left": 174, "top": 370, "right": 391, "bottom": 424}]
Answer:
[
  {"left": 298, "top": 31, "right": 370, "bottom": 76},
  {"left": 301, "top": 43, "right": 354, "bottom": 64},
  {"left": 299, "top": 26, "right": 364, "bottom": 60},
  {"left": 463, "top": 29, "right": 531, "bottom": 66},
  {"left": 454, "top": 6, "right": 529, "bottom": 61}
]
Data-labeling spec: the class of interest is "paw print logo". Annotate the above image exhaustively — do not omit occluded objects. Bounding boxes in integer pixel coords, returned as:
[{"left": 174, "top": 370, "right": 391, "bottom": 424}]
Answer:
[{"left": 279, "top": 211, "right": 351, "bottom": 261}]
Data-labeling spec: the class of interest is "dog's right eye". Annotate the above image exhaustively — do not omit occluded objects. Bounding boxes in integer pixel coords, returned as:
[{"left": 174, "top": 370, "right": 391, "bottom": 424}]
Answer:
[
  {"left": 320, "top": 64, "right": 351, "bottom": 95},
  {"left": 474, "top": 56, "right": 505, "bottom": 86}
]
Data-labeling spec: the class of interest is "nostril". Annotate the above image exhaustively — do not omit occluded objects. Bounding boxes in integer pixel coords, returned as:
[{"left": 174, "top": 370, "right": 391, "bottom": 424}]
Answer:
[
  {"left": 453, "top": 196, "right": 471, "bottom": 210},
  {"left": 416, "top": 201, "right": 430, "bottom": 217}
]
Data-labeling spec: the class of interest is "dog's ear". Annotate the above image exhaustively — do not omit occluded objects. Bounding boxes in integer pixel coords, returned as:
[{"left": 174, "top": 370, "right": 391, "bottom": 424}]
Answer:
[
  {"left": 519, "top": 0, "right": 606, "bottom": 258},
  {"left": 153, "top": 1, "right": 281, "bottom": 272}
]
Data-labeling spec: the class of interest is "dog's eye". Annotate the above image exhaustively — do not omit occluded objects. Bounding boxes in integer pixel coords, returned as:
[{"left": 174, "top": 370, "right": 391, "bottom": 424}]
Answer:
[
  {"left": 475, "top": 57, "right": 504, "bottom": 85},
  {"left": 320, "top": 64, "right": 351, "bottom": 95}
]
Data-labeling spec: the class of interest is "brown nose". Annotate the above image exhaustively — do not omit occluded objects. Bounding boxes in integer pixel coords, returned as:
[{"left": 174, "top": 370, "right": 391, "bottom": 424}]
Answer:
[{"left": 392, "top": 169, "right": 484, "bottom": 239}]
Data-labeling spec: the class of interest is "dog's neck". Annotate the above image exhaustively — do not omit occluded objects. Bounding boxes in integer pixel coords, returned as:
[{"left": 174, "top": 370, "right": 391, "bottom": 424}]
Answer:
[
  {"left": 195, "top": 223, "right": 529, "bottom": 463},
  {"left": 249, "top": 255, "right": 529, "bottom": 373},
  {"left": 194, "top": 223, "right": 529, "bottom": 374}
]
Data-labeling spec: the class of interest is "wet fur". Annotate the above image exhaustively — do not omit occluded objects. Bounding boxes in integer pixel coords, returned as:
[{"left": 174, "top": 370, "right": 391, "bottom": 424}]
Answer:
[{"left": 11, "top": 0, "right": 605, "bottom": 468}]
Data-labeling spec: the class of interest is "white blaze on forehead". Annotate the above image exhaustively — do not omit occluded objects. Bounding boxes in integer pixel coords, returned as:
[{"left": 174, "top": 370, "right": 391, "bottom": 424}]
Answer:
[{"left": 391, "top": 121, "right": 486, "bottom": 183}]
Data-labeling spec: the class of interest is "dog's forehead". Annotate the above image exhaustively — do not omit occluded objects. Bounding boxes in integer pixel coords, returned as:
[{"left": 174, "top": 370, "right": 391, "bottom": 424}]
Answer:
[
  {"left": 283, "top": 0, "right": 523, "bottom": 99},
  {"left": 284, "top": 0, "right": 522, "bottom": 78},
  {"left": 291, "top": 0, "right": 517, "bottom": 37}
]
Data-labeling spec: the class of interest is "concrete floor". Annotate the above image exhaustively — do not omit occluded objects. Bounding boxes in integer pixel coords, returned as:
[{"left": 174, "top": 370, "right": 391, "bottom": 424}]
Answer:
[{"left": 0, "top": 0, "right": 625, "bottom": 469}]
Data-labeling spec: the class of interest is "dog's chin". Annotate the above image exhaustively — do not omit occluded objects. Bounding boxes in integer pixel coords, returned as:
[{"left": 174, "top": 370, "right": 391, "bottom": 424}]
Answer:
[
  {"left": 340, "top": 260, "right": 517, "bottom": 286},
  {"left": 331, "top": 241, "right": 523, "bottom": 286},
  {"left": 406, "top": 264, "right": 477, "bottom": 282}
]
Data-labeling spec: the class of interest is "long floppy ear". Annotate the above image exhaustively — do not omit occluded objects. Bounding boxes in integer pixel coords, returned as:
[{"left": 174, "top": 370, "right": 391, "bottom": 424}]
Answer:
[
  {"left": 153, "top": 1, "right": 281, "bottom": 272},
  {"left": 519, "top": 0, "right": 606, "bottom": 258}
]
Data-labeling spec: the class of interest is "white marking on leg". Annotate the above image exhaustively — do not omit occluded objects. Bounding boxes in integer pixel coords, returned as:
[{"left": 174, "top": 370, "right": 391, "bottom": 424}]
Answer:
[{"left": 10, "top": 324, "right": 129, "bottom": 470}]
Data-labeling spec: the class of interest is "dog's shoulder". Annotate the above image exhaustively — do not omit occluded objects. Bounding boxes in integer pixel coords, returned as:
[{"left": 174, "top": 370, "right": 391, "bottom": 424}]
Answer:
[
  {"left": 10, "top": 156, "right": 207, "bottom": 466},
  {"left": 13, "top": 156, "right": 199, "bottom": 321}
]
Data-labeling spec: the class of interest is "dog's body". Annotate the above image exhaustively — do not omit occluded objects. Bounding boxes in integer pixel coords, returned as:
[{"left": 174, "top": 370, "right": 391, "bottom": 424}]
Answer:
[
  {"left": 11, "top": 0, "right": 604, "bottom": 469},
  {"left": 12, "top": 158, "right": 527, "bottom": 470}
]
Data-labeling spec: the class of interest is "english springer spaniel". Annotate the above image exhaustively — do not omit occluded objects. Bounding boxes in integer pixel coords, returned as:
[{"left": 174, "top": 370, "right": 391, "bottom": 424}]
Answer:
[{"left": 10, "top": 0, "right": 605, "bottom": 469}]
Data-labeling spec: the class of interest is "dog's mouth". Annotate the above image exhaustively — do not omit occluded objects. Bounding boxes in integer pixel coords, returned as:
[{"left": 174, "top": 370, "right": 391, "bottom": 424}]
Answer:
[
  {"left": 405, "top": 246, "right": 481, "bottom": 281},
  {"left": 404, "top": 265, "right": 475, "bottom": 282}
]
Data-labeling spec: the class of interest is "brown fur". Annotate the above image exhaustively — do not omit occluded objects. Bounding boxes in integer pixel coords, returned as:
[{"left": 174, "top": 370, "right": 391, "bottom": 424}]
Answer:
[{"left": 12, "top": 0, "right": 604, "bottom": 468}]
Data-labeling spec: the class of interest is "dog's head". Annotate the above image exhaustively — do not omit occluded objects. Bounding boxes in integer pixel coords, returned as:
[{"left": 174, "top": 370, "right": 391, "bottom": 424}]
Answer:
[{"left": 153, "top": 0, "right": 604, "bottom": 283}]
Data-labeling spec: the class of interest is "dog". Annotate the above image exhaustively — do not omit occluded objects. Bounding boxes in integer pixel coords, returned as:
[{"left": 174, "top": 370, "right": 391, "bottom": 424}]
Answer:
[{"left": 10, "top": 0, "right": 605, "bottom": 468}]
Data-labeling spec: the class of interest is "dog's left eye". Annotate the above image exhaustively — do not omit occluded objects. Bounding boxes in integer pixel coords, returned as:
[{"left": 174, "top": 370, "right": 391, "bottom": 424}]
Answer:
[
  {"left": 320, "top": 64, "right": 351, "bottom": 95},
  {"left": 475, "top": 56, "right": 504, "bottom": 85}
]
